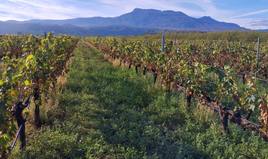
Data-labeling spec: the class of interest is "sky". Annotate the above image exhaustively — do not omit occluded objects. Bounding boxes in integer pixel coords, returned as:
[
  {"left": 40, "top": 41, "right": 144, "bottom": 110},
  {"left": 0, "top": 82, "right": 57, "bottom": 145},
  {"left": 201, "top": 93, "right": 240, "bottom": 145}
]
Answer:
[{"left": 0, "top": 0, "right": 267, "bottom": 29}]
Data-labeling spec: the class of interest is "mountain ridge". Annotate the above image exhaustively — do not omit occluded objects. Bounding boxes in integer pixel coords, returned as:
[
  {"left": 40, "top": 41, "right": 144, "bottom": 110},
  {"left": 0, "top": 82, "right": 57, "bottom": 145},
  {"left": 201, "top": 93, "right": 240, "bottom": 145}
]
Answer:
[{"left": 0, "top": 8, "right": 248, "bottom": 35}]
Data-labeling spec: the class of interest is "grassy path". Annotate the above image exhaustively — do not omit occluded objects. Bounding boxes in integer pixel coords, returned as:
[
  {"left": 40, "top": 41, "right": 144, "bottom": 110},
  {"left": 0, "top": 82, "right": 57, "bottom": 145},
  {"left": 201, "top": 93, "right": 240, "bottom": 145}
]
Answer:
[{"left": 13, "top": 40, "right": 268, "bottom": 159}]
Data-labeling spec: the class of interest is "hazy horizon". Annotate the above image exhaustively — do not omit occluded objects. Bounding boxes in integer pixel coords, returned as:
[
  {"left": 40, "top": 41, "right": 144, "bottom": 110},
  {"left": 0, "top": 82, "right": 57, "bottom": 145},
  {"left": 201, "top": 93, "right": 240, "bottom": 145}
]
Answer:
[{"left": 0, "top": 0, "right": 268, "bottom": 29}]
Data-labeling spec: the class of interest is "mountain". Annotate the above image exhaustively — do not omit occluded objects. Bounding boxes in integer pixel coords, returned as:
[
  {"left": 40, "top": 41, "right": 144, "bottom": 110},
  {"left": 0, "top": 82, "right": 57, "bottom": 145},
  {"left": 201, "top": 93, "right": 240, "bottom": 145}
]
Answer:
[
  {"left": 0, "top": 21, "right": 158, "bottom": 36},
  {"left": 258, "top": 29, "right": 268, "bottom": 32},
  {"left": 0, "top": 8, "right": 246, "bottom": 35}
]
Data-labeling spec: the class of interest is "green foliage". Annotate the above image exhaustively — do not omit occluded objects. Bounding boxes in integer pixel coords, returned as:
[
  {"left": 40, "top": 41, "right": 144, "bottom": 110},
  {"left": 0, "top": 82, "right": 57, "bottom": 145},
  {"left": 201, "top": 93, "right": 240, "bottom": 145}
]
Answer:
[
  {"left": 12, "top": 40, "right": 268, "bottom": 159},
  {"left": 0, "top": 34, "right": 79, "bottom": 156},
  {"left": 12, "top": 130, "right": 83, "bottom": 159},
  {"left": 93, "top": 35, "right": 268, "bottom": 131},
  {"left": 141, "top": 32, "right": 268, "bottom": 42}
]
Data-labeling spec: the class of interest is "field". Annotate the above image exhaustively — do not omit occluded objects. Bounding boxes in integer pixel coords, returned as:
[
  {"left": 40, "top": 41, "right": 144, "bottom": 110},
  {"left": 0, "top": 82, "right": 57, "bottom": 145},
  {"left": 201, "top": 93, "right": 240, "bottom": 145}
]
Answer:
[{"left": 2, "top": 32, "right": 268, "bottom": 159}]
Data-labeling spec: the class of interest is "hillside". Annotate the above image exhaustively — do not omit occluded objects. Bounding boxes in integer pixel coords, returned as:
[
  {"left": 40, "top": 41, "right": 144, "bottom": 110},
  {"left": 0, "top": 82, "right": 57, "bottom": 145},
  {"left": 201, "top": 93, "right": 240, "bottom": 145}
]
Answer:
[
  {"left": 0, "top": 8, "right": 246, "bottom": 35},
  {"left": 26, "top": 8, "right": 243, "bottom": 31},
  {"left": 0, "top": 22, "right": 157, "bottom": 36}
]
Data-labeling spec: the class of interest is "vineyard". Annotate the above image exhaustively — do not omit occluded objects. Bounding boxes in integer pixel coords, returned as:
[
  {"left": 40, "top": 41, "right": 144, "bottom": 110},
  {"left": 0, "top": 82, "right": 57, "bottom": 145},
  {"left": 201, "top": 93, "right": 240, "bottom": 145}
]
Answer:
[
  {"left": 0, "top": 34, "right": 78, "bottom": 158},
  {"left": 2, "top": 32, "right": 268, "bottom": 158},
  {"left": 90, "top": 36, "right": 268, "bottom": 138}
]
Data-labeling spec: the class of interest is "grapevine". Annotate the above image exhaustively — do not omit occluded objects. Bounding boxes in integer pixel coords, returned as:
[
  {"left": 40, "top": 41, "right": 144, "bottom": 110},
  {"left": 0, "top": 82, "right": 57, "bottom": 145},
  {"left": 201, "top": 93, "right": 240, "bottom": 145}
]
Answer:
[
  {"left": 0, "top": 34, "right": 78, "bottom": 158},
  {"left": 91, "top": 37, "right": 268, "bottom": 140}
]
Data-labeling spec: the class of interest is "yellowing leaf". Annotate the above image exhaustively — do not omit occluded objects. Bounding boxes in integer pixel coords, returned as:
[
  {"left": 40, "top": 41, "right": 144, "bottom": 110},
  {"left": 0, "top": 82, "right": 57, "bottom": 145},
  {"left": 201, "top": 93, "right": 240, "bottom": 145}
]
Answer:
[
  {"left": 24, "top": 80, "right": 31, "bottom": 86},
  {"left": 10, "top": 89, "right": 18, "bottom": 97},
  {"left": 25, "top": 54, "right": 36, "bottom": 68},
  {"left": 0, "top": 80, "right": 4, "bottom": 86},
  {"left": 26, "top": 54, "right": 34, "bottom": 61}
]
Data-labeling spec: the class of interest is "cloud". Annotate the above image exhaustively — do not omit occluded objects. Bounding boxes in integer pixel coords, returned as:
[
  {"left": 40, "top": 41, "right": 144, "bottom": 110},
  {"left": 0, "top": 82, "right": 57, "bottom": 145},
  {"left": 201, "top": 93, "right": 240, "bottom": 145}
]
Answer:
[
  {"left": 0, "top": 0, "right": 231, "bottom": 20},
  {"left": 250, "top": 20, "right": 268, "bottom": 29},
  {"left": 231, "top": 9, "right": 268, "bottom": 19},
  {"left": 0, "top": 0, "right": 267, "bottom": 29},
  {"left": 0, "top": 0, "right": 103, "bottom": 20},
  {"left": 251, "top": 20, "right": 268, "bottom": 26}
]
